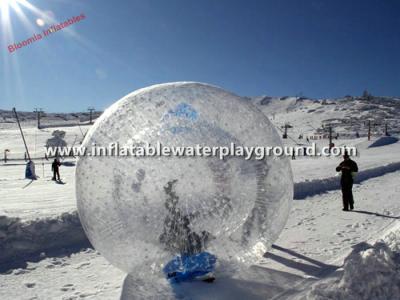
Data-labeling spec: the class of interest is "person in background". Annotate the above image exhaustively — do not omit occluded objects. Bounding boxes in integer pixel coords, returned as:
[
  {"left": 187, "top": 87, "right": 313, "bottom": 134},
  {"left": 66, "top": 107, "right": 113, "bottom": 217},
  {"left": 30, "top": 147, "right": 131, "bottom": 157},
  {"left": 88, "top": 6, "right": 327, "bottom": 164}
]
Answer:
[
  {"left": 336, "top": 152, "right": 358, "bottom": 211},
  {"left": 52, "top": 158, "right": 61, "bottom": 181}
]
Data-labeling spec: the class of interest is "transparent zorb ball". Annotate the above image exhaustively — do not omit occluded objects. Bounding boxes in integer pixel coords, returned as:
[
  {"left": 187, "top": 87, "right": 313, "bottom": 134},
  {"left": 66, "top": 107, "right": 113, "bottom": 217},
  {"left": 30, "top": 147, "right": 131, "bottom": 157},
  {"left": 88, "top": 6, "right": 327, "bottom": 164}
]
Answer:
[{"left": 76, "top": 82, "right": 293, "bottom": 278}]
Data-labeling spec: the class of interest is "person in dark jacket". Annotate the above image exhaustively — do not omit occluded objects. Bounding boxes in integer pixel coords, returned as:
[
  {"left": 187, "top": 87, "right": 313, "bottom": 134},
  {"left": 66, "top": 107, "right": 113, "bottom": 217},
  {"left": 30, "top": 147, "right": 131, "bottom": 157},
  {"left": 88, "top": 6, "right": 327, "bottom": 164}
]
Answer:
[
  {"left": 336, "top": 152, "right": 358, "bottom": 211},
  {"left": 52, "top": 159, "right": 61, "bottom": 181}
]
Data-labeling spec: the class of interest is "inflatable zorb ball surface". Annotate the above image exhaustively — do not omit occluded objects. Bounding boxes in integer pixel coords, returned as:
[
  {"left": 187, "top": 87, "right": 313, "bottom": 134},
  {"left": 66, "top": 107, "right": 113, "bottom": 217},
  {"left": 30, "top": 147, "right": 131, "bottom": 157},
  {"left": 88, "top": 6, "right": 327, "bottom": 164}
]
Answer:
[{"left": 76, "top": 82, "right": 293, "bottom": 277}]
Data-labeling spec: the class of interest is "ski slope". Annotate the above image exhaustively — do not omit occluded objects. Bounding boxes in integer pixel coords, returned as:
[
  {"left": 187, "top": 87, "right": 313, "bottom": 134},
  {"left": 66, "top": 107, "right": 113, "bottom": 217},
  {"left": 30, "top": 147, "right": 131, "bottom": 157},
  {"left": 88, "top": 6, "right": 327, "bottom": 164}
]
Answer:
[
  {"left": 1, "top": 101, "right": 400, "bottom": 299},
  {"left": 2, "top": 137, "right": 400, "bottom": 220}
]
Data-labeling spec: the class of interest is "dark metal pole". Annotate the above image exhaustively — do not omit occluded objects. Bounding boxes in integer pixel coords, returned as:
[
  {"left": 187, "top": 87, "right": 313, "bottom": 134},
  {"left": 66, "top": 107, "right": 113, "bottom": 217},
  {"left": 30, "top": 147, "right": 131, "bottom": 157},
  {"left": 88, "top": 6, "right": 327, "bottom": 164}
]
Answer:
[
  {"left": 88, "top": 107, "right": 95, "bottom": 124},
  {"left": 283, "top": 124, "right": 288, "bottom": 139},
  {"left": 37, "top": 110, "right": 41, "bottom": 129},
  {"left": 13, "top": 108, "right": 31, "bottom": 161},
  {"left": 368, "top": 120, "right": 371, "bottom": 141}
]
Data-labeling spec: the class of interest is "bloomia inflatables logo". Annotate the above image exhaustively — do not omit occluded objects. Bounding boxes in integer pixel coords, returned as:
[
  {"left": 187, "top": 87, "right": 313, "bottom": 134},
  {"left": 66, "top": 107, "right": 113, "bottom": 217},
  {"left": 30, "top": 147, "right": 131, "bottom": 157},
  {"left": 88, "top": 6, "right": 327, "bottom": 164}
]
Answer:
[{"left": 7, "top": 13, "right": 86, "bottom": 54}]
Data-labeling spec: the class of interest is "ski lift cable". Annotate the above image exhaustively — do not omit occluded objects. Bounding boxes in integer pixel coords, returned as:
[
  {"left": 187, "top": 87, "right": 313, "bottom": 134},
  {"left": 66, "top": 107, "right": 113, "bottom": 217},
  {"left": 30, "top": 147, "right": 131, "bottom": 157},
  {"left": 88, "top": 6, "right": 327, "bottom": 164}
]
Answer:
[
  {"left": 34, "top": 128, "right": 37, "bottom": 158},
  {"left": 78, "top": 121, "right": 85, "bottom": 138},
  {"left": 61, "top": 134, "right": 78, "bottom": 162}
]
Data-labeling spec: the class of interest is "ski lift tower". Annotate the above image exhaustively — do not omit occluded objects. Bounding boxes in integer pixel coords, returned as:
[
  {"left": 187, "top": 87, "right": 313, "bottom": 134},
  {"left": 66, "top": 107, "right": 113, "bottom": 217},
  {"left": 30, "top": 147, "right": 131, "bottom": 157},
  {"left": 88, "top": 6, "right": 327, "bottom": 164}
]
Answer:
[
  {"left": 34, "top": 108, "right": 43, "bottom": 129},
  {"left": 365, "top": 118, "right": 380, "bottom": 141},
  {"left": 383, "top": 118, "right": 394, "bottom": 136},
  {"left": 328, "top": 125, "right": 333, "bottom": 152},
  {"left": 281, "top": 123, "right": 293, "bottom": 139},
  {"left": 88, "top": 107, "right": 95, "bottom": 124}
]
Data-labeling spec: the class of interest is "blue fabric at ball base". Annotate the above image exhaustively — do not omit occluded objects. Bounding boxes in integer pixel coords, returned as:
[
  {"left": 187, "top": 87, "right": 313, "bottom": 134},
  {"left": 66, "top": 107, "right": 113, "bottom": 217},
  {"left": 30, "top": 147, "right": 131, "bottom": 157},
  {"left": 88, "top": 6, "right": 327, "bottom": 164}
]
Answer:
[{"left": 163, "top": 252, "right": 216, "bottom": 283}]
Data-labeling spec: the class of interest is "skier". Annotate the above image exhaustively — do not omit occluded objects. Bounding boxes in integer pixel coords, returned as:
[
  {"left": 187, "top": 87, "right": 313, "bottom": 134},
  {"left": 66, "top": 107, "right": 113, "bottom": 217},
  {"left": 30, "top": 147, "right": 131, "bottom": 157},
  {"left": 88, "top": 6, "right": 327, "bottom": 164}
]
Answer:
[
  {"left": 51, "top": 158, "right": 61, "bottom": 181},
  {"left": 336, "top": 152, "right": 358, "bottom": 211}
]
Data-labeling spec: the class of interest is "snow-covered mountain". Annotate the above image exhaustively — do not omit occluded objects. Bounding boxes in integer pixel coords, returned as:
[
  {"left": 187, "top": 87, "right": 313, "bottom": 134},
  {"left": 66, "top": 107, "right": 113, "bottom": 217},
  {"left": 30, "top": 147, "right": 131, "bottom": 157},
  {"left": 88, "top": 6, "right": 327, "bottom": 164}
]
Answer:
[
  {"left": 0, "top": 109, "right": 102, "bottom": 128},
  {"left": 247, "top": 95, "right": 400, "bottom": 142},
  {"left": 2, "top": 95, "right": 399, "bottom": 137}
]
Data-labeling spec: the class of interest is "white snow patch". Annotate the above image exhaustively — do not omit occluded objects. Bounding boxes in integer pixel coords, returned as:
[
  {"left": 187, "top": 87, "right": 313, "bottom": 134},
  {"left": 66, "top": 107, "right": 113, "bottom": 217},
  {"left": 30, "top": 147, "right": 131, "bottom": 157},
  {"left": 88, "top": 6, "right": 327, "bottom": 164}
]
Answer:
[
  {"left": 0, "top": 212, "right": 89, "bottom": 265},
  {"left": 308, "top": 223, "right": 400, "bottom": 300}
]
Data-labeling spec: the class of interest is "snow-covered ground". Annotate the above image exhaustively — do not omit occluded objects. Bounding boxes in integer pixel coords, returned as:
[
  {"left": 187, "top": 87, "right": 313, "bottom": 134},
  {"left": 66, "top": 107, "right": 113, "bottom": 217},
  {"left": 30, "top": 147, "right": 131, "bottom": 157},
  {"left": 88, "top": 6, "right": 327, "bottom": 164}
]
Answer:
[
  {"left": 2, "top": 137, "right": 399, "bottom": 220},
  {"left": 1, "top": 171, "right": 399, "bottom": 299},
  {"left": 0, "top": 160, "right": 76, "bottom": 220},
  {"left": 1, "top": 101, "right": 400, "bottom": 299}
]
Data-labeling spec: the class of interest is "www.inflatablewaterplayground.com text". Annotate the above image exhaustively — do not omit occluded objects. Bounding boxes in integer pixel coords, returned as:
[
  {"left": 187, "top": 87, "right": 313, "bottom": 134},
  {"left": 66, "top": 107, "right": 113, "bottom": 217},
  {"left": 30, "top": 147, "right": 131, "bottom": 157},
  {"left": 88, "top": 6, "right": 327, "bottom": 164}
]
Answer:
[{"left": 45, "top": 142, "right": 357, "bottom": 160}]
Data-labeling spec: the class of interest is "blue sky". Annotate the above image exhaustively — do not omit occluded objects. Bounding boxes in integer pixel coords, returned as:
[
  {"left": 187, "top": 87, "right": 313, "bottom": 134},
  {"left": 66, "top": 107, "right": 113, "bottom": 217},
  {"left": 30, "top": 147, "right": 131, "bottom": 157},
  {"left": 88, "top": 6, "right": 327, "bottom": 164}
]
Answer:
[{"left": 1, "top": 0, "right": 400, "bottom": 112}]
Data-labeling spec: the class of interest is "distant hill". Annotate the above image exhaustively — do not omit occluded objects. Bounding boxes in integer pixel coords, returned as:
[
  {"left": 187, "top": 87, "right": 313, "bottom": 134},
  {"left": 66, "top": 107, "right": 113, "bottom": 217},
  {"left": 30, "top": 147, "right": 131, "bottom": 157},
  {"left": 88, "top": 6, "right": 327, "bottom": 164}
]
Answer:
[
  {"left": 1, "top": 95, "right": 399, "bottom": 139},
  {"left": 0, "top": 109, "right": 102, "bottom": 126},
  {"left": 249, "top": 95, "right": 400, "bottom": 141}
]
